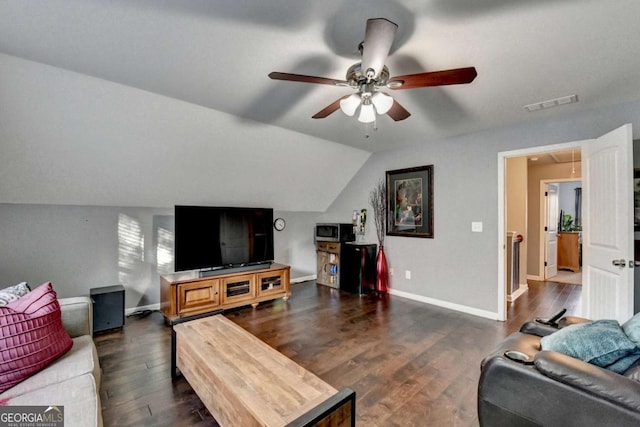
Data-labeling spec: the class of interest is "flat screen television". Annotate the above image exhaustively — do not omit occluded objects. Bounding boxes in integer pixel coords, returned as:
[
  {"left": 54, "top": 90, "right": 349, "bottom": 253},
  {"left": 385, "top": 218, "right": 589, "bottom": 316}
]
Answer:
[{"left": 174, "top": 205, "right": 274, "bottom": 273}]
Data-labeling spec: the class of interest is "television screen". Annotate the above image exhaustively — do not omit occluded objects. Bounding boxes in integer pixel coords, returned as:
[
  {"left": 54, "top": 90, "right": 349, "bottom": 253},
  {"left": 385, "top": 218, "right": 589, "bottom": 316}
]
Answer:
[{"left": 174, "top": 206, "right": 274, "bottom": 272}]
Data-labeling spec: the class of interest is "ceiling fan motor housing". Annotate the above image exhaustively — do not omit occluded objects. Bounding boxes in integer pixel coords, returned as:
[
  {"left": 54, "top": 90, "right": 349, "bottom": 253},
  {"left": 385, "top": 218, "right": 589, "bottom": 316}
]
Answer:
[{"left": 346, "top": 63, "right": 390, "bottom": 88}]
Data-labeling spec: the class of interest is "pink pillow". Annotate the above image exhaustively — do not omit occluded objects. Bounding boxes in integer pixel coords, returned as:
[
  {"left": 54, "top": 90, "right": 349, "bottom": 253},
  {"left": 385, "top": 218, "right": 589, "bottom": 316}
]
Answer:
[{"left": 0, "top": 282, "right": 73, "bottom": 393}]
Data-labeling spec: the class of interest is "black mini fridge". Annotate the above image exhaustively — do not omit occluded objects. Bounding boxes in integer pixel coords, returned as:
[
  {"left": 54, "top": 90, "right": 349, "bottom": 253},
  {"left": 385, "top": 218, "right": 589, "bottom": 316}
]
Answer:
[{"left": 340, "top": 243, "right": 377, "bottom": 295}]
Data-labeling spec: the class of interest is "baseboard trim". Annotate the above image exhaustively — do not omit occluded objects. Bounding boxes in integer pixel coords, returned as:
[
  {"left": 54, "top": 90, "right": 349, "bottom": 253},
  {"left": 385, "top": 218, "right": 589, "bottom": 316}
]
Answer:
[
  {"left": 507, "top": 284, "right": 529, "bottom": 303},
  {"left": 292, "top": 275, "right": 316, "bottom": 284},
  {"left": 527, "top": 274, "right": 543, "bottom": 281},
  {"left": 126, "top": 278, "right": 496, "bottom": 319},
  {"left": 387, "top": 289, "right": 499, "bottom": 320},
  {"left": 125, "top": 303, "right": 160, "bottom": 316}
]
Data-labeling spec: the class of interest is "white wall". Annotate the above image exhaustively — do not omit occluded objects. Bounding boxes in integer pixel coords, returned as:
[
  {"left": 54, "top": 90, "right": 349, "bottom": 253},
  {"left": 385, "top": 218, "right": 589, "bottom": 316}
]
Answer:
[{"left": 324, "top": 99, "right": 640, "bottom": 317}]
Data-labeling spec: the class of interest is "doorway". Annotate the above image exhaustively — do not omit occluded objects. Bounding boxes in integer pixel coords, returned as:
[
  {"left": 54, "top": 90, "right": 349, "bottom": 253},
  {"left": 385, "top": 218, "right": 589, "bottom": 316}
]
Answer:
[
  {"left": 504, "top": 149, "right": 582, "bottom": 307},
  {"left": 498, "top": 124, "right": 634, "bottom": 323},
  {"left": 500, "top": 141, "right": 585, "bottom": 321},
  {"left": 542, "top": 179, "right": 582, "bottom": 285}
]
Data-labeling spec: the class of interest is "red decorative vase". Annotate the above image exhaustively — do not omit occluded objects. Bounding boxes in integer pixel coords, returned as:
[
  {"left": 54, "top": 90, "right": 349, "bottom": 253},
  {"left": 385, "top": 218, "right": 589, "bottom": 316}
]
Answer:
[{"left": 376, "top": 245, "right": 389, "bottom": 295}]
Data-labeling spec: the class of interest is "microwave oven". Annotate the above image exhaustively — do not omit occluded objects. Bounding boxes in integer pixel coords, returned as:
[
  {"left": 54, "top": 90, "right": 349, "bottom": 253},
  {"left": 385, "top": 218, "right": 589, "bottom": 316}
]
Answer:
[{"left": 315, "top": 223, "right": 355, "bottom": 242}]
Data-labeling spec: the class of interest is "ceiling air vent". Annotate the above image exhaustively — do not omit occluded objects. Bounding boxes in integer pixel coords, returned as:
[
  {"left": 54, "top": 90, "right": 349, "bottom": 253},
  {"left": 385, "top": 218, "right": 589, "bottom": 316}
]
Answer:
[{"left": 524, "top": 94, "right": 578, "bottom": 112}]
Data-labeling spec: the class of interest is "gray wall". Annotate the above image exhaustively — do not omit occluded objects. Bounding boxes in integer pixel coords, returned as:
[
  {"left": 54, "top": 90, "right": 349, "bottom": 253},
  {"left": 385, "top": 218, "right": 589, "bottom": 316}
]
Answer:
[
  {"left": 324, "top": 99, "right": 640, "bottom": 316},
  {"left": 272, "top": 211, "right": 321, "bottom": 279},
  {"left": 5, "top": 100, "right": 640, "bottom": 316},
  {"left": 0, "top": 204, "right": 320, "bottom": 310},
  {"left": 0, "top": 53, "right": 371, "bottom": 211}
]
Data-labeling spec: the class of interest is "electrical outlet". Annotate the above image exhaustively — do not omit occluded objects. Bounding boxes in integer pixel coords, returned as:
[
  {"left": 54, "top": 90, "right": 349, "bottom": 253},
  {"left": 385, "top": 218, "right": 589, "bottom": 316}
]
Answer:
[
  {"left": 405, "top": 270, "right": 411, "bottom": 280},
  {"left": 389, "top": 268, "right": 394, "bottom": 276},
  {"left": 472, "top": 221, "right": 483, "bottom": 232}
]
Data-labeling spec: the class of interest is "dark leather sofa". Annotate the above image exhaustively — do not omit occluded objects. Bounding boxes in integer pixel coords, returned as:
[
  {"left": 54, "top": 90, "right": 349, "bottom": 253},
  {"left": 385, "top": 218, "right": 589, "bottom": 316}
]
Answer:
[{"left": 478, "top": 319, "right": 640, "bottom": 427}]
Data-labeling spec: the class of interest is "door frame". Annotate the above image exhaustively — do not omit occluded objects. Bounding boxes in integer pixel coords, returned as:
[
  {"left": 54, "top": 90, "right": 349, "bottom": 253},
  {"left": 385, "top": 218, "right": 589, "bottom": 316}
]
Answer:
[
  {"left": 538, "top": 178, "right": 582, "bottom": 281},
  {"left": 498, "top": 139, "right": 589, "bottom": 321}
]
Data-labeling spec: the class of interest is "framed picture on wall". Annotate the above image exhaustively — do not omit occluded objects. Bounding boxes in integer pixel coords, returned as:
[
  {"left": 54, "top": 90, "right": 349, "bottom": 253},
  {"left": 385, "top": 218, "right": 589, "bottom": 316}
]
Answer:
[{"left": 386, "top": 165, "right": 434, "bottom": 238}]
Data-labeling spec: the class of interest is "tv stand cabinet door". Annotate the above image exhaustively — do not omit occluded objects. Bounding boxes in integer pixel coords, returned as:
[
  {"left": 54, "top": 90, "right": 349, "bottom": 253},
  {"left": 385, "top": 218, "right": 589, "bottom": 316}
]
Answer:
[
  {"left": 257, "top": 270, "right": 288, "bottom": 297},
  {"left": 177, "top": 279, "right": 220, "bottom": 317},
  {"left": 221, "top": 274, "right": 257, "bottom": 306}
]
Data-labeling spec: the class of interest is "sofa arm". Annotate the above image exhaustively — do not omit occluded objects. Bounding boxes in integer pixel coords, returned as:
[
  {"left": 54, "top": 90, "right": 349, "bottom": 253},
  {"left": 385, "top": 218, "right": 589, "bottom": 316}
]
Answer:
[
  {"left": 520, "top": 316, "right": 593, "bottom": 337},
  {"left": 519, "top": 321, "right": 559, "bottom": 337},
  {"left": 59, "top": 296, "right": 93, "bottom": 338},
  {"left": 535, "top": 350, "right": 640, "bottom": 413}
]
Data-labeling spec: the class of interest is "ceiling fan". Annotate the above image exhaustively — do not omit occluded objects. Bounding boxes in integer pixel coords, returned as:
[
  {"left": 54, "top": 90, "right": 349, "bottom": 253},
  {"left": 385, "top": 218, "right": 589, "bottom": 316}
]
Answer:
[{"left": 269, "top": 18, "right": 478, "bottom": 125}]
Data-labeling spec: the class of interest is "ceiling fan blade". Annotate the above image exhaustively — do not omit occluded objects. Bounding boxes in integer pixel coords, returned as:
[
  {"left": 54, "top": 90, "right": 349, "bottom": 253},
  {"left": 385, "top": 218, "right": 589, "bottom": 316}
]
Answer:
[
  {"left": 268, "top": 72, "right": 347, "bottom": 86},
  {"left": 361, "top": 18, "right": 398, "bottom": 79},
  {"left": 312, "top": 95, "right": 350, "bottom": 119},
  {"left": 388, "top": 67, "right": 477, "bottom": 90},
  {"left": 386, "top": 99, "right": 411, "bottom": 121}
]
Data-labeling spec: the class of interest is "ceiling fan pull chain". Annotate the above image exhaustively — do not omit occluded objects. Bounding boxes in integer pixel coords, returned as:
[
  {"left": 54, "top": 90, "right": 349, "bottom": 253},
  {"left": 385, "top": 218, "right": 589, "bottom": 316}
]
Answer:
[{"left": 364, "top": 120, "right": 378, "bottom": 138}]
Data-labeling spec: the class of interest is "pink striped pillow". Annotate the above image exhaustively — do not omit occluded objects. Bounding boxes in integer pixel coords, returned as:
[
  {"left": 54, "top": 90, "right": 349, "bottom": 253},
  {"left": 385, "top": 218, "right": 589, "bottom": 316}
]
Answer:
[{"left": 0, "top": 282, "right": 73, "bottom": 393}]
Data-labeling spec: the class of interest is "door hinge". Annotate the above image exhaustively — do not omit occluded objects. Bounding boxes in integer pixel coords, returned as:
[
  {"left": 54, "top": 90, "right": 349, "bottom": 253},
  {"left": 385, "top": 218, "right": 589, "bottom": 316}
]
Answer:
[
  {"left": 545, "top": 191, "right": 548, "bottom": 196},
  {"left": 544, "top": 261, "right": 548, "bottom": 266},
  {"left": 544, "top": 226, "right": 548, "bottom": 231}
]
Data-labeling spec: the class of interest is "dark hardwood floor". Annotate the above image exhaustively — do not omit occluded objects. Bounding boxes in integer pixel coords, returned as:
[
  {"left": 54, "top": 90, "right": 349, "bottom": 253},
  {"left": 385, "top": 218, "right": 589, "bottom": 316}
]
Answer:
[{"left": 95, "top": 279, "right": 581, "bottom": 426}]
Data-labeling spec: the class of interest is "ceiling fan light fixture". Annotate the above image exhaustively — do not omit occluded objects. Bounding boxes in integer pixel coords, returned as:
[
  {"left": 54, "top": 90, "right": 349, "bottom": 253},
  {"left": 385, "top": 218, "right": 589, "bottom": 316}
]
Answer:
[
  {"left": 357, "top": 102, "right": 376, "bottom": 123},
  {"left": 269, "top": 18, "right": 476, "bottom": 125},
  {"left": 340, "top": 93, "right": 361, "bottom": 116},
  {"left": 371, "top": 92, "right": 393, "bottom": 115}
]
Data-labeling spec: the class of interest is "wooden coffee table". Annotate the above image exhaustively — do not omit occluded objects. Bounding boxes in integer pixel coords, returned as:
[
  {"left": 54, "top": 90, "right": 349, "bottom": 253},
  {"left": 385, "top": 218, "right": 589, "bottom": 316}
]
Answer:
[{"left": 173, "top": 314, "right": 355, "bottom": 426}]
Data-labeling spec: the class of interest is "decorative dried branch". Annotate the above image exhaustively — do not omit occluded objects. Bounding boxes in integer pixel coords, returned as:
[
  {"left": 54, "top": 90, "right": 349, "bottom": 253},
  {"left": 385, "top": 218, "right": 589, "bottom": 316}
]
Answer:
[{"left": 369, "top": 179, "right": 387, "bottom": 246}]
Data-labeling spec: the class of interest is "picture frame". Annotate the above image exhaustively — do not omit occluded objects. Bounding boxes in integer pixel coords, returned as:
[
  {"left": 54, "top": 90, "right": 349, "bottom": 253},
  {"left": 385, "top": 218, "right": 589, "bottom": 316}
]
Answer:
[{"left": 386, "top": 165, "right": 434, "bottom": 238}]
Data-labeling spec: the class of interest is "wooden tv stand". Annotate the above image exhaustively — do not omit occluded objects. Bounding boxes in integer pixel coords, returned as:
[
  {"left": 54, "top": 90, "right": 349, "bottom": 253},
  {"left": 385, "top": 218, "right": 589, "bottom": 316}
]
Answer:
[{"left": 160, "top": 263, "right": 290, "bottom": 323}]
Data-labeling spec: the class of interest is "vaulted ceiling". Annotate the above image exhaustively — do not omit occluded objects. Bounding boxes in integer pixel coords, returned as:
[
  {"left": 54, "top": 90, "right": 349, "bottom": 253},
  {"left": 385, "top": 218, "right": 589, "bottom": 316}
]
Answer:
[
  {"left": 2, "top": 1, "right": 640, "bottom": 210},
  {"left": 2, "top": 0, "right": 639, "bottom": 153}
]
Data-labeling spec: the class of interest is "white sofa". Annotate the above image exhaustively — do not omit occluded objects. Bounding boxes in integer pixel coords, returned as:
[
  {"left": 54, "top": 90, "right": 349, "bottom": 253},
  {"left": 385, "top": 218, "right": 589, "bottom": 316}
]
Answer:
[{"left": 0, "top": 297, "right": 103, "bottom": 427}]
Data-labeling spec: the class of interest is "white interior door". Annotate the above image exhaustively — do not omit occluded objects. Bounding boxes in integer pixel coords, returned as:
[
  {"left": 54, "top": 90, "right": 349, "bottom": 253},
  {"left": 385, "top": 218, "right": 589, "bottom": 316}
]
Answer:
[
  {"left": 545, "top": 183, "right": 559, "bottom": 279},
  {"left": 583, "top": 124, "right": 634, "bottom": 322}
]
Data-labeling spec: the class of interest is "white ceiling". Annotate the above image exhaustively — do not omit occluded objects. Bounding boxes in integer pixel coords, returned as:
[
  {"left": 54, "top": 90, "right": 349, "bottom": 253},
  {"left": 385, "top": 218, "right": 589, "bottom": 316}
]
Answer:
[{"left": 2, "top": 0, "right": 640, "bottom": 153}]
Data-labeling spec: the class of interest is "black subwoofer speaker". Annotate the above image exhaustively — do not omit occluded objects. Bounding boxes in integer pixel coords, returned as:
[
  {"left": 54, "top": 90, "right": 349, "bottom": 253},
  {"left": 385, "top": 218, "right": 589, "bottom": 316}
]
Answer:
[{"left": 90, "top": 285, "right": 125, "bottom": 334}]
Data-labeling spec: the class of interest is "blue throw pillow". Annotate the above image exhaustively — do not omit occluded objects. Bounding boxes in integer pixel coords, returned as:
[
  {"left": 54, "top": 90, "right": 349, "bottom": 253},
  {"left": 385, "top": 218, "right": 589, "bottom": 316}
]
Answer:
[
  {"left": 540, "top": 319, "right": 640, "bottom": 374},
  {"left": 622, "top": 312, "right": 640, "bottom": 347}
]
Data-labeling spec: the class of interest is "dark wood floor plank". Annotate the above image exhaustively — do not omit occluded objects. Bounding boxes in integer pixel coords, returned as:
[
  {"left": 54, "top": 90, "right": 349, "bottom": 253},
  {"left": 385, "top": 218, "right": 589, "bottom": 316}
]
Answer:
[{"left": 97, "top": 279, "right": 581, "bottom": 426}]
